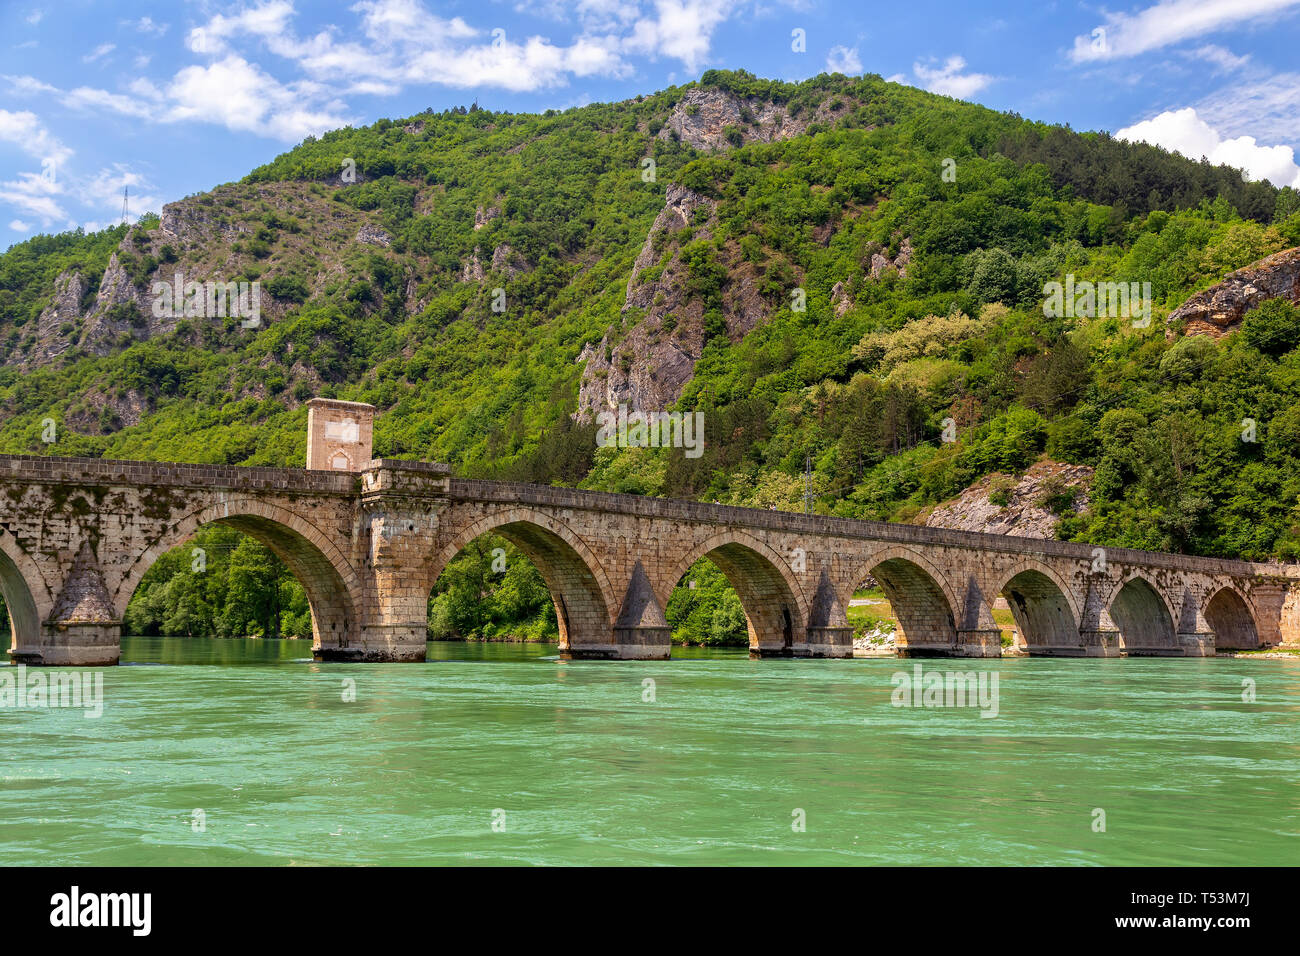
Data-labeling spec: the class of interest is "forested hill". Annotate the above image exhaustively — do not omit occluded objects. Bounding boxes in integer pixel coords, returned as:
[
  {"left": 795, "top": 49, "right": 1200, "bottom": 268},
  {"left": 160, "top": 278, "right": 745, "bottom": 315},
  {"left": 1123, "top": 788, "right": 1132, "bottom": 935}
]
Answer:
[{"left": 3, "top": 68, "right": 1300, "bottom": 563}]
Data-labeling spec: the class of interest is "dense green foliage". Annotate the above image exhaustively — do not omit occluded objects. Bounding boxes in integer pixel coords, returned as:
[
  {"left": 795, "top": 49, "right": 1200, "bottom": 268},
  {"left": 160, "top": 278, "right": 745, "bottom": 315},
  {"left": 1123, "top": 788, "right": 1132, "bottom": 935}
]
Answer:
[
  {"left": 3, "top": 70, "right": 1300, "bottom": 646},
  {"left": 426, "top": 536, "right": 557, "bottom": 642},
  {"left": 124, "top": 525, "right": 312, "bottom": 639},
  {"left": 664, "top": 561, "right": 748, "bottom": 646}
]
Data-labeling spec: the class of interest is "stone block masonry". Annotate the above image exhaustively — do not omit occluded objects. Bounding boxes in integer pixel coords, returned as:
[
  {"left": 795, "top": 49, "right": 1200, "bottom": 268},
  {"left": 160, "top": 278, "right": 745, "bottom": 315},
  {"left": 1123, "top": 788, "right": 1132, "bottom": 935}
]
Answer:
[
  {"left": 0, "top": 452, "right": 1295, "bottom": 664},
  {"left": 306, "top": 398, "right": 374, "bottom": 472}
]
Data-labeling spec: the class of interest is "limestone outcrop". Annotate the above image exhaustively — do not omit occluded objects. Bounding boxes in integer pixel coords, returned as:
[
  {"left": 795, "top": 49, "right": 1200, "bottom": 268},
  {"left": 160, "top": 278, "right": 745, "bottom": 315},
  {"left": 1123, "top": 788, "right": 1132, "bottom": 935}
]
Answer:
[
  {"left": 924, "top": 460, "right": 1093, "bottom": 539},
  {"left": 577, "top": 183, "right": 720, "bottom": 418},
  {"left": 656, "top": 86, "right": 851, "bottom": 151},
  {"left": 34, "top": 270, "right": 85, "bottom": 362},
  {"left": 1169, "top": 246, "right": 1300, "bottom": 337}
]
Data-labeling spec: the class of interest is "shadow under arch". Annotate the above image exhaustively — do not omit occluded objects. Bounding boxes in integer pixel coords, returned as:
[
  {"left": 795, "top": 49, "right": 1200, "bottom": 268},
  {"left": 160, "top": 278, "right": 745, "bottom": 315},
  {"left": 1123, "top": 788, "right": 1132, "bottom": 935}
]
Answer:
[
  {"left": 846, "top": 546, "right": 958, "bottom": 656},
  {"left": 112, "top": 499, "right": 361, "bottom": 650},
  {"left": 426, "top": 508, "right": 616, "bottom": 657},
  {"left": 0, "top": 531, "right": 49, "bottom": 655},
  {"left": 1204, "top": 586, "right": 1259, "bottom": 650},
  {"left": 996, "top": 562, "right": 1081, "bottom": 652},
  {"left": 660, "top": 530, "right": 808, "bottom": 657},
  {"left": 1108, "top": 574, "right": 1178, "bottom": 655}
]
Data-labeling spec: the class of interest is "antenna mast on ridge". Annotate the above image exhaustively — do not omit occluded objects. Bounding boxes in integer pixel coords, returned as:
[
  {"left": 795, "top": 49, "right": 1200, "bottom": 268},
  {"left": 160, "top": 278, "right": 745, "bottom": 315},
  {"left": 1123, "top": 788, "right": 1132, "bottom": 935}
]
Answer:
[{"left": 120, "top": 186, "right": 129, "bottom": 225}]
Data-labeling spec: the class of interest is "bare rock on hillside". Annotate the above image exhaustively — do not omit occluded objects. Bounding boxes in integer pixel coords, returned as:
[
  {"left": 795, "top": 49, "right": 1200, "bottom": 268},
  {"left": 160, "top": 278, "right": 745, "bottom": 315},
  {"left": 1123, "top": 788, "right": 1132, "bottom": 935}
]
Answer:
[
  {"left": 31, "top": 270, "right": 85, "bottom": 364},
  {"left": 657, "top": 86, "right": 849, "bottom": 151},
  {"left": 356, "top": 224, "right": 391, "bottom": 246},
  {"left": 490, "top": 242, "right": 529, "bottom": 278},
  {"left": 79, "top": 252, "right": 149, "bottom": 356},
  {"left": 869, "top": 237, "right": 912, "bottom": 280},
  {"left": 461, "top": 248, "right": 485, "bottom": 283},
  {"left": 577, "top": 184, "right": 720, "bottom": 418},
  {"left": 1169, "top": 246, "right": 1300, "bottom": 337},
  {"left": 831, "top": 280, "right": 852, "bottom": 317},
  {"left": 925, "top": 460, "right": 1093, "bottom": 539}
]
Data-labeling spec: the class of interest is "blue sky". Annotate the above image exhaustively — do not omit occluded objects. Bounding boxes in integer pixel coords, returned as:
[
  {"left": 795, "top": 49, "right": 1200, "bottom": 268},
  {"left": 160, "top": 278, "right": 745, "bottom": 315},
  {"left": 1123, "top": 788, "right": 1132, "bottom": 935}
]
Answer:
[{"left": 3, "top": 0, "right": 1300, "bottom": 252}]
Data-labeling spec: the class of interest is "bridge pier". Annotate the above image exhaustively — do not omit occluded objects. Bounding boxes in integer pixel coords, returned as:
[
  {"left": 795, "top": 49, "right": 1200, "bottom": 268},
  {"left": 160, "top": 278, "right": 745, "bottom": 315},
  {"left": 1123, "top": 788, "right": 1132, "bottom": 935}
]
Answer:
[
  {"left": 796, "top": 626, "right": 855, "bottom": 658},
  {"left": 12, "top": 540, "right": 123, "bottom": 666},
  {"left": 1177, "top": 633, "right": 1215, "bottom": 656},
  {"left": 1077, "top": 629, "right": 1123, "bottom": 656},
  {"left": 956, "top": 627, "right": 1003, "bottom": 658},
  {"left": 599, "top": 562, "right": 672, "bottom": 659},
  {"left": 314, "top": 624, "right": 427, "bottom": 663},
  {"left": 896, "top": 629, "right": 1002, "bottom": 658},
  {"left": 12, "top": 621, "right": 121, "bottom": 667},
  {"left": 566, "top": 633, "right": 670, "bottom": 660}
]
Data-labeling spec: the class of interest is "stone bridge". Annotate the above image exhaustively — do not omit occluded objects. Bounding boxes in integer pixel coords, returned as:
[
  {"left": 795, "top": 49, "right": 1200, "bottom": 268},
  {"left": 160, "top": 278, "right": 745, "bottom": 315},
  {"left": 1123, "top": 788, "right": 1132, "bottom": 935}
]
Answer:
[{"left": 2, "top": 453, "right": 1297, "bottom": 665}]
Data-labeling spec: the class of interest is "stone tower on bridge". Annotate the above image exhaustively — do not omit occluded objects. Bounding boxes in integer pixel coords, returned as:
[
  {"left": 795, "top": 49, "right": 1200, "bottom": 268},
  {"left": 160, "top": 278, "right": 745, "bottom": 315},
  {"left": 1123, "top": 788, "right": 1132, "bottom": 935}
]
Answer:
[{"left": 305, "top": 398, "right": 374, "bottom": 472}]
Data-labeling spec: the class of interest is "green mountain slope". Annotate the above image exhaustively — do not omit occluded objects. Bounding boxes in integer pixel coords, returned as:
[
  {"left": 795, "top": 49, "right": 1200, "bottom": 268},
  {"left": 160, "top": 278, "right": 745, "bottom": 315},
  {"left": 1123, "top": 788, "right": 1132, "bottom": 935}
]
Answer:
[{"left": 3, "top": 68, "right": 1300, "bottom": 590}]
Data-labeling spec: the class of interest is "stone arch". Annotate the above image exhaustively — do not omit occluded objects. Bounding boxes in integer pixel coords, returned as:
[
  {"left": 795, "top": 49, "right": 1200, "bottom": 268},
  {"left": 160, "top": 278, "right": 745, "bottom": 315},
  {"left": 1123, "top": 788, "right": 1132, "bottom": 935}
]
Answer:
[
  {"left": 1204, "top": 586, "right": 1259, "bottom": 650},
  {"left": 426, "top": 507, "right": 617, "bottom": 655},
  {"left": 111, "top": 498, "right": 362, "bottom": 647},
  {"left": 1107, "top": 572, "right": 1178, "bottom": 654},
  {"left": 0, "top": 529, "right": 52, "bottom": 654},
  {"left": 994, "top": 560, "right": 1081, "bottom": 650},
  {"left": 843, "top": 546, "right": 959, "bottom": 655},
  {"left": 659, "top": 529, "right": 810, "bottom": 656}
]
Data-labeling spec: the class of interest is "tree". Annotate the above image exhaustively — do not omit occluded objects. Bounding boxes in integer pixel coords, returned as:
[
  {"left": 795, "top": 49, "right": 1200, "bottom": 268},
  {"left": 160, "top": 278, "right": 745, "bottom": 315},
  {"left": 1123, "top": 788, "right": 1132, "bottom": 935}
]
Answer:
[{"left": 1240, "top": 298, "right": 1300, "bottom": 356}]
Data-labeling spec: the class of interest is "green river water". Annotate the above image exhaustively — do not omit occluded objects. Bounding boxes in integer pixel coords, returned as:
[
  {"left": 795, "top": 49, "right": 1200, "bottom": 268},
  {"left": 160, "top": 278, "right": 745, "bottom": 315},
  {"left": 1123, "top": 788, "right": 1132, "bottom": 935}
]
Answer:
[{"left": 2, "top": 638, "right": 1298, "bottom": 866}]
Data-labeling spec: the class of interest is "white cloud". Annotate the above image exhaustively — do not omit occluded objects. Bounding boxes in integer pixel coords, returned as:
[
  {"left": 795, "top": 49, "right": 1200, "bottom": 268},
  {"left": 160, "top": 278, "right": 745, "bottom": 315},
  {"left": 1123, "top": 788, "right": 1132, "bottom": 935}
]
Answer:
[
  {"left": 185, "top": 0, "right": 638, "bottom": 95},
  {"left": 1117, "top": 107, "right": 1300, "bottom": 188},
  {"left": 129, "top": 16, "right": 169, "bottom": 36},
  {"left": 25, "top": 9, "right": 42, "bottom": 26},
  {"left": 912, "top": 56, "right": 995, "bottom": 99},
  {"left": 45, "top": 54, "right": 348, "bottom": 141},
  {"left": 83, "top": 42, "right": 116, "bottom": 64},
  {"left": 624, "top": 0, "right": 736, "bottom": 71},
  {"left": 9, "top": 219, "right": 30, "bottom": 232},
  {"left": 521, "top": 0, "right": 643, "bottom": 31},
  {"left": 0, "top": 109, "right": 72, "bottom": 165},
  {"left": 0, "top": 171, "right": 66, "bottom": 224},
  {"left": 1071, "top": 0, "right": 1300, "bottom": 62},
  {"left": 165, "top": 55, "right": 350, "bottom": 140},
  {"left": 63, "top": 85, "right": 157, "bottom": 118},
  {"left": 2, "top": 74, "right": 58, "bottom": 96},
  {"left": 187, "top": 0, "right": 297, "bottom": 54},
  {"left": 1188, "top": 44, "right": 1251, "bottom": 72},
  {"left": 1197, "top": 72, "right": 1300, "bottom": 147},
  {"left": 826, "top": 45, "right": 862, "bottom": 75},
  {"left": 80, "top": 165, "right": 161, "bottom": 219}
]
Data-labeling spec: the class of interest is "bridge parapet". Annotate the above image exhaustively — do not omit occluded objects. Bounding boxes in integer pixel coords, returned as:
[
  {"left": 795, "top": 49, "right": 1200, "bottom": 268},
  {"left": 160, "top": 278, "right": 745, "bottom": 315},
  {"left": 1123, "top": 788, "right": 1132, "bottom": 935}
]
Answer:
[{"left": 1, "top": 453, "right": 357, "bottom": 495}]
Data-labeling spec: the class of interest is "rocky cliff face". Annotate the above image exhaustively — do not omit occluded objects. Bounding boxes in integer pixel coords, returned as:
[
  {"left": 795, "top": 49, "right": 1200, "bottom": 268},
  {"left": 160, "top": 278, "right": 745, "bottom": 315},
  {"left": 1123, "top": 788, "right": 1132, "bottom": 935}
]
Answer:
[
  {"left": 657, "top": 86, "right": 852, "bottom": 151},
  {"left": 576, "top": 183, "right": 773, "bottom": 418},
  {"left": 924, "top": 460, "right": 1093, "bottom": 538},
  {"left": 6, "top": 180, "right": 415, "bottom": 371},
  {"left": 577, "top": 184, "right": 715, "bottom": 417},
  {"left": 1169, "top": 246, "right": 1300, "bottom": 337},
  {"left": 34, "top": 270, "right": 86, "bottom": 363},
  {"left": 78, "top": 250, "right": 148, "bottom": 356}
]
